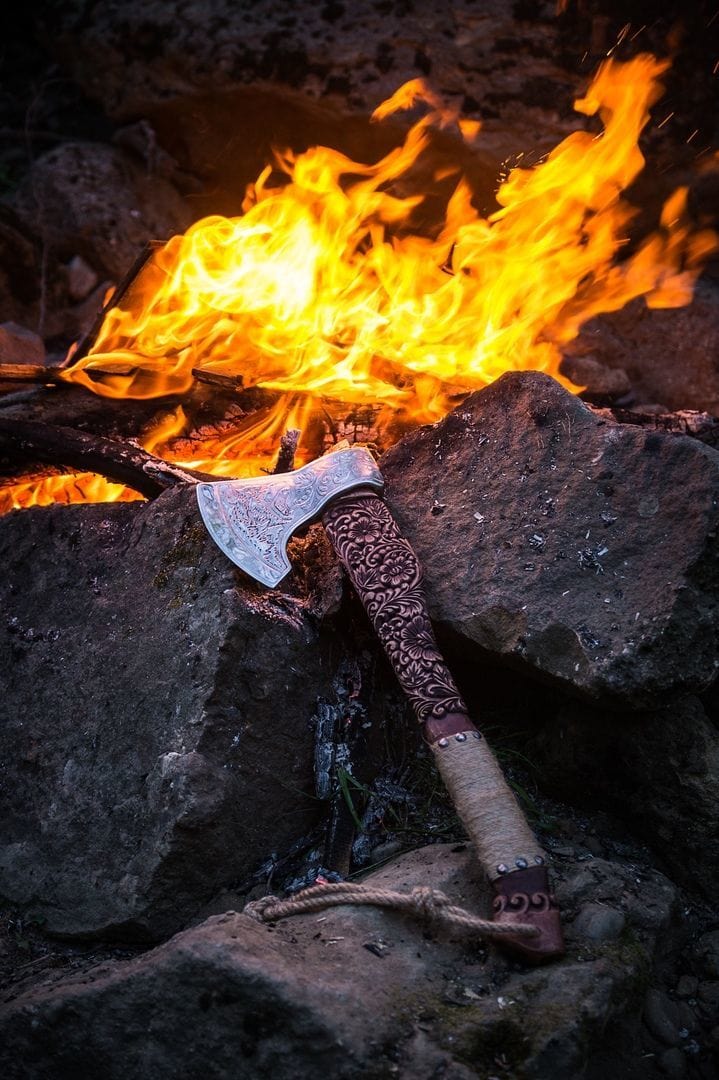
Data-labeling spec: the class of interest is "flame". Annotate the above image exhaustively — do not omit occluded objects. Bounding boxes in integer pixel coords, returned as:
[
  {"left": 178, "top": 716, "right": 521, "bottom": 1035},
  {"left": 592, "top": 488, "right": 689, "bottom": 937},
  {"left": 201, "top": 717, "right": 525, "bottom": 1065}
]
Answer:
[
  {"left": 0, "top": 473, "right": 142, "bottom": 513},
  {"left": 6, "top": 55, "right": 717, "bottom": 508}
]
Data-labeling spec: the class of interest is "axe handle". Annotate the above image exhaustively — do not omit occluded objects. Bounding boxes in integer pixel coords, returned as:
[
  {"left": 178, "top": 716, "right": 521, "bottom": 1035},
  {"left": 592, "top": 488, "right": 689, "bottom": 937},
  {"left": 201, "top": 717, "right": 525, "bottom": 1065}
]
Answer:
[{"left": 322, "top": 488, "right": 564, "bottom": 963}]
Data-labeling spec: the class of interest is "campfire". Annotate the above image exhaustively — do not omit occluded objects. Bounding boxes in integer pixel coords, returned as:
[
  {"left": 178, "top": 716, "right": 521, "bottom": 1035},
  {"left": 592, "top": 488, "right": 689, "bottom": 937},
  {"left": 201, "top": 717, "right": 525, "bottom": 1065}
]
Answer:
[
  {"left": 1, "top": 55, "right": 715, "bottom": 511},
  {"left": 4, "top": 3, "right": 719, "bottom": 1071}
]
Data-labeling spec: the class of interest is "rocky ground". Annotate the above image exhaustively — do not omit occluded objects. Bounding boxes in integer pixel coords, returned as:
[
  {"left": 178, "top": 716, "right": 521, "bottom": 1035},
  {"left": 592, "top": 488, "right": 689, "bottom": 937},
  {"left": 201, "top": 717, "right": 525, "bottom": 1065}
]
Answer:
[{"left": 1, "top": 3, "right": 719, "bottom": 1078}]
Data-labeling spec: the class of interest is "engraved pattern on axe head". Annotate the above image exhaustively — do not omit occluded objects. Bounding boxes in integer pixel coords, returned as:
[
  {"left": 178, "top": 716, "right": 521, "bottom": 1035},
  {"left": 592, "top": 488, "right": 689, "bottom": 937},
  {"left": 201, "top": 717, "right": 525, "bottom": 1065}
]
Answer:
[{"left": 196, "top": 446, "right": 384, "bottom": 587}]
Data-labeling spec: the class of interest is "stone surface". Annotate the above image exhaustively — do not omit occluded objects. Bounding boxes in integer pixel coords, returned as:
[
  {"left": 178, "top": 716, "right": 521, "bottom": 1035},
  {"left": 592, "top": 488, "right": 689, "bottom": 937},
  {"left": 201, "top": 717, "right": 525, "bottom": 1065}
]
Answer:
[
  {"left": 523, "top": 696, "right": 719, "bottom": 899},
  {"left": 36, "top": 0, "right": 587, "bottom": 161},
  {"left": 65, "top": 255, "right": 99, "bottom": 302},
  {"left": 0, "top": 486, "right": 364, "bottom": 940},
  {"left": 11, "top": 142, "right": 192, "bottom": 281},
  {"left": 644, "top": 988, "right": 682, "bottom": 1047},
  {"left": 691, "top": 931, "right": 719, "bottom": 981},
  {"left": 0, "top": 844, "right": 679, "bottom": 1080},
  {"left": 566, "top": 282, "right": 719, "bottom": 415},
  {"left": 0, "top": 322, "right": 45, "bottom": 364},
  {"left": 381, "top": 371, "right": 719, "bottom": 706},
  {"left": 572, "top": 902, "right": 625, "bottom": 944}
]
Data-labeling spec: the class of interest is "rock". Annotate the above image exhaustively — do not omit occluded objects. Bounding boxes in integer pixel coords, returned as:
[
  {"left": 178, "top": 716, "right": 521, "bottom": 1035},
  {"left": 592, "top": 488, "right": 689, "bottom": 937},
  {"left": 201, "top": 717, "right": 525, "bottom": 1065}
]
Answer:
[
  {"left": 65, "top": 255, "right": 99, "bottom": 302},
  {"left": 381, "top": 371, "right": 719, "bottom": 706},
  {"left": 0, "top": 322, "right": 45, "bottom": 365},
  {"left": 691, "top": 931, "right": 719, "bottom": 980},
  {"left": 643, "top": 988, "right": 682, "bottom": 1047},
  {"left": 11, "top": 142, "right": 192, "bottom": 280},
  {"left": 0, "top": 486, "right": 370, "bottom": 940},
  {"left": 36, "top": 0, "right": 586, "bottom": 161},
  {"left": 559, "top": 353, "right": 632, "bottom": 402},
  {"left": 676, "top": 975, "right": 699, "bottom": 999},
  {"left": 523, "top": 696, "right": 719, "bottom": 898},
  {"left": 0, "top": 845, "right": 679, "bottom": 1080},
  {"left": 657, "top": 1047, "right": 687, "bottom": 1078},
  {"left": 571, "top": 282, "right": 719, "bottom": 415},
  {"left": 572, "top": 902, "right": 625, "bottom": 943}
]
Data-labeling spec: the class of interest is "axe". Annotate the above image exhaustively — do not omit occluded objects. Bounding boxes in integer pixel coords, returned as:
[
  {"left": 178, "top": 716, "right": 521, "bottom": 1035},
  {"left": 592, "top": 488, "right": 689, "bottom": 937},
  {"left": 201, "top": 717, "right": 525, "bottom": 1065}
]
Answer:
[{"left": 196, "top": 445, "right": 564, "bottom": 963}]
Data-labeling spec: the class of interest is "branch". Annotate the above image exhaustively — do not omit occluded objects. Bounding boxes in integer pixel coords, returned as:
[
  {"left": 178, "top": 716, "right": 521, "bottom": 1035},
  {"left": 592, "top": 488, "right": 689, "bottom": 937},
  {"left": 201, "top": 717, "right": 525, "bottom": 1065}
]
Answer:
[{"left": 0, "top": 419, "right": 217, "bottom": 499}]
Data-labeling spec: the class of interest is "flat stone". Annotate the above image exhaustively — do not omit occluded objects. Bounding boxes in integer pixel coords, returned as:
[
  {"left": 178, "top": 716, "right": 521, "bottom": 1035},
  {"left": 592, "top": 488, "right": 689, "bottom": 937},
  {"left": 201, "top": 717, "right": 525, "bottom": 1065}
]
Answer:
[
  {"left": 381, "top": 371, "right": 719, "bottom": 706},
  {"left": 0, "top": 486, "right": 356, "bottom": 940},
  {"left": 0, "top": 845, "right": 679, "bottom": 1080}
]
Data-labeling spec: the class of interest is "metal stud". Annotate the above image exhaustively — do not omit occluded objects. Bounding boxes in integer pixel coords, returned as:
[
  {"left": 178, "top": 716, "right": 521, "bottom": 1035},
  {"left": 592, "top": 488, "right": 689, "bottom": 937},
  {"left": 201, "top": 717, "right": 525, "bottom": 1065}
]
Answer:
[
  {"left": 455, "top": 732, "right": 467, "bottom": 742},
  {"left": 472, "top": 731, "right": 482, "bottom": 740},
  {"left": 515, "top": 858, "right": 528, "bottom": 869},
  {"left": 496, "top": 863, "right": 509, "bottom": 875},
  {"left": 437, "top": 737, "right": 449, "bottom": 748},
  {"left": 534, "top": 856, "right": 545, "bottom": 865}
]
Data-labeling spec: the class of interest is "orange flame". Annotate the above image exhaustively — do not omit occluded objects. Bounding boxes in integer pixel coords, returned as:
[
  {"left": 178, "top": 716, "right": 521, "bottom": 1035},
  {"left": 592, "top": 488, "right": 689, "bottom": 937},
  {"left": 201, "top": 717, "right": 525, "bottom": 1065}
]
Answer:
[
  {"left": 6, "top": 55, "right": 717, "bottom": 508},
  {"left": 0, "top": 473, "right": 142, "bottom": 514}
]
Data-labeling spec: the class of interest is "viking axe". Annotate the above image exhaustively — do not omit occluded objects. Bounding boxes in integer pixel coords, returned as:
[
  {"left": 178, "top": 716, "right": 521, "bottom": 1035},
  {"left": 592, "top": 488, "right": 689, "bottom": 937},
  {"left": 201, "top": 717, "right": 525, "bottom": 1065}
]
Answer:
[{"left": 196, "top": 445, "right": 564, "bottom": 963}]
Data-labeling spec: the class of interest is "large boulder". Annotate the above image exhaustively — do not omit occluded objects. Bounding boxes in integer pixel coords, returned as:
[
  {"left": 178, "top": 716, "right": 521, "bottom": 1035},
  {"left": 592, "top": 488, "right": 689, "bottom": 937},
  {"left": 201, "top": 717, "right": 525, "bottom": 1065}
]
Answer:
[
  {"left": 0, "top": 486, "right": 362, "bottom": 940},
  {"left": 0, "top": 844, "right": 679, "bottom": 1080},
  {"left": 382, "top": 371, "right": 719, "bottom": 707}
]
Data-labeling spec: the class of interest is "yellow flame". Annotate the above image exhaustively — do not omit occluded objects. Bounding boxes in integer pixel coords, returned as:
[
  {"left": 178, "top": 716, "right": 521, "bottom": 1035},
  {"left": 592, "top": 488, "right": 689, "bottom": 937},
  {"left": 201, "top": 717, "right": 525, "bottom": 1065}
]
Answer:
[
  {"left": 0, "top": 473, "right": 142, "bottom": 513},
  {"left": 6, "top": 55, "right": 716, "bottom": 509}
]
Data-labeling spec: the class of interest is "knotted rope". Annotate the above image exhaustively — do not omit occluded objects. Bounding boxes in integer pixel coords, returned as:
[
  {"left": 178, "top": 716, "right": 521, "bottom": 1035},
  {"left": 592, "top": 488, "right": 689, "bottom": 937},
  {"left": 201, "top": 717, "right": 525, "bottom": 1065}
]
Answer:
[{"left": 243, "top": 881, "right": 538, "bottom": 940}]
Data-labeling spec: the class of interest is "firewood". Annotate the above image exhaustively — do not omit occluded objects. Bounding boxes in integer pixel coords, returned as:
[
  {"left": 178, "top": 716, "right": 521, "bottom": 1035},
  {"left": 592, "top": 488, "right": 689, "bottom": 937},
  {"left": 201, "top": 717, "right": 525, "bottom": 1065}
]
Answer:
[
  {"left": 590, "top": 405, "right": 719, "bottom": 449},
  {"left": 0, "top": 363, "right": 64, "bottom": 383},
  {"left": 0, "top": 419, "right": 215, "bottom": 499}
]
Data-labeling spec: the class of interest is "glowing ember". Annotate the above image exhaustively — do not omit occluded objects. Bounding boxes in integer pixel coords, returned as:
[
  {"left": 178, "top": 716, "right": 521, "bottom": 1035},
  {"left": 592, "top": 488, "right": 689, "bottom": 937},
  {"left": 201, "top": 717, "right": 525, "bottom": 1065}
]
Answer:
[
  {"left": 5, "top": 55, "right": 717, "bottom": 507},
  {"left": 0, "top": 473, "right": 141, "bottom": 513}
]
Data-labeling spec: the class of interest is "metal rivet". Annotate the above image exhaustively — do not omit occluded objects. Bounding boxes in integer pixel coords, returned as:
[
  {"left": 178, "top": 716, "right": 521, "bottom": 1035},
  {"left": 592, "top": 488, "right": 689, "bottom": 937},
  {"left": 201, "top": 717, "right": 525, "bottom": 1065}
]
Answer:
[
  {"left": 516, "top": 858, "right": 528, "bottom": 869},
  {"left": 455, "top": 732, "right": 467, "bottom": 742},
  {"left": 496, "top": 864, "right": 509, "bottom": 875},
  {"left": 534, "top": 856, "right": 545, "bottom": 865},
  {"left": 472, "top": 731, "right": 482, "bottom": 740},
  {"left": 437, "top": 737, "right": 449, "bottom": 748}
]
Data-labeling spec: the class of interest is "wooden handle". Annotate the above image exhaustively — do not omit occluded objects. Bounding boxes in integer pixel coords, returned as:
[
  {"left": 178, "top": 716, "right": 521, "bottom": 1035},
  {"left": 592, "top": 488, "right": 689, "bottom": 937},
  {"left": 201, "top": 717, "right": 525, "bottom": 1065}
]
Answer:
[
  {"left": 321, "top": 489, "right": 545, "bottom": 874},
  {"left": 322, "top": 489, "right": 472, "bottom": 735}
]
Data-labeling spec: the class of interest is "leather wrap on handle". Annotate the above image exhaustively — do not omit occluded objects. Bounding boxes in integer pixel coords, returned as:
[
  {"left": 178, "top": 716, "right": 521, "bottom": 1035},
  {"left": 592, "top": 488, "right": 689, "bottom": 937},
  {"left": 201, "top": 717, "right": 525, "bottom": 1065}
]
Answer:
[{"left": 321, "top": 489, "right": 546, "bottom": 881}]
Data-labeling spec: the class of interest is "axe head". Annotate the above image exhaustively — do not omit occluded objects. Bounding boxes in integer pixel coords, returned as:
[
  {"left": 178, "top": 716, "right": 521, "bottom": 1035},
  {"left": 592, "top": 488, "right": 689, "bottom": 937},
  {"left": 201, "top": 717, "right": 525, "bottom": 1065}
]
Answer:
[{"left": 196, "top": 446, "right": 384, "bottom": 587}]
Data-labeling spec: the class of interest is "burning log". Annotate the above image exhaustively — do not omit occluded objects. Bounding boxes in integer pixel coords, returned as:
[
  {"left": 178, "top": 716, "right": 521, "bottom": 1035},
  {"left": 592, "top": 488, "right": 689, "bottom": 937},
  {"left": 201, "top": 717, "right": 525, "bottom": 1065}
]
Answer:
[{"left": 0, "top": 419, "right": 215, "bottom": 499}]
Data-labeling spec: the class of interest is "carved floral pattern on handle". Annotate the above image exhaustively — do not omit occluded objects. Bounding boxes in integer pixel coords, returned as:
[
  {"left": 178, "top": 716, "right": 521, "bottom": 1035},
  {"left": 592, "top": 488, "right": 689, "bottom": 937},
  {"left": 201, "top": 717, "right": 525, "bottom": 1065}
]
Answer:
[{"left": 322, "top": 490, "right": 468, "bottom": 725}]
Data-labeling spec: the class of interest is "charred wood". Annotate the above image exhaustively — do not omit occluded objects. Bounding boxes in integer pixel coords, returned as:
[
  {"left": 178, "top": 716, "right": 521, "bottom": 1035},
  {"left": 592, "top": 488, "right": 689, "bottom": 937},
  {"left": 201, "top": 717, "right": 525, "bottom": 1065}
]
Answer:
[
  {"left": 590, "top": 405, "right": 719, "bottom": 450},
  {"left": 0, "top": 419, "right": 216, "bottom": 498},
  {"left": 272, "top": 427, "right": 301, "bottom": 474}
]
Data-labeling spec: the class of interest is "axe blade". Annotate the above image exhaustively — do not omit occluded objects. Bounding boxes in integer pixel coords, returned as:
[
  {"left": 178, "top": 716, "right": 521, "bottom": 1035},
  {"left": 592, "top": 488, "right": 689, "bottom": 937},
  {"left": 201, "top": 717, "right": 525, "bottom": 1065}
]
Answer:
[{"left": 196, "top": 447, "right": 384, "bottom": 587}]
